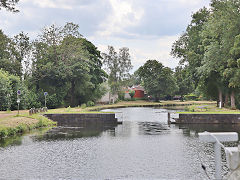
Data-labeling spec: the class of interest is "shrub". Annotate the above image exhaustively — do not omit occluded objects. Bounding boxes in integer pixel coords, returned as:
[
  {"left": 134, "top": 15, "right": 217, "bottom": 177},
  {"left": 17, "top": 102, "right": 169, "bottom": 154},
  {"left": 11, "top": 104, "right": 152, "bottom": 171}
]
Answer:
[
  {"left": 129, "top": 90, "right": 135, "bottom": 99},
  {"left": 184, "top": 93, "right": 198, "bottom": 101},
  {"left": 81, "top": 103, "right": 87, "bottom": 109},
  {"left": 0, "top": 128, "right": 8, "bottom": 138},
  {"left": 87, "top": 101, "right": 95, "bottom": 107}
]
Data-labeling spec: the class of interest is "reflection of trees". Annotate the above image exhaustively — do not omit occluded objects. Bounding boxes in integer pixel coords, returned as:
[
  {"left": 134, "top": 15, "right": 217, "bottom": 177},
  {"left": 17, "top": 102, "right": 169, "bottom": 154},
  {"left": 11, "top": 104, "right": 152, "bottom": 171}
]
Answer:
[
  {"left": 138, "top": 122, "right": 170, "bottom": 135},
  {"left": 0, "top": 135, "right": 22, "bottom": 148},
  {"left": 33, "top": 124, "right": 117, "bottom": 141}
]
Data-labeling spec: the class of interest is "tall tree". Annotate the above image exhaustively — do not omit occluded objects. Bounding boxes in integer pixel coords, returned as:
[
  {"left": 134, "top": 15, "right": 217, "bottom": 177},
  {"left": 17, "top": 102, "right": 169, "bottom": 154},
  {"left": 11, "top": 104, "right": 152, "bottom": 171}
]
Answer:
[
  {"left": 138, "top": 60, "right": 178, "bottom": 101},
  {"left": 102, "top": 46, "right": 132, "bottom": 96},
  {"left": 30, "top": 22, "right": 106, "bottom": 107}
]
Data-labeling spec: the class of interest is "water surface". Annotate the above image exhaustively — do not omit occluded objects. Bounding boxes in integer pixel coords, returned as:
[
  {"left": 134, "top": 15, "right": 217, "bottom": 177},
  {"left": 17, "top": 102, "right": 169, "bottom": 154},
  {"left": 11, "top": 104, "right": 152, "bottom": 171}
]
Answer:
[{"left": 0, "top": 107, "right": 239, "bottom": 179}]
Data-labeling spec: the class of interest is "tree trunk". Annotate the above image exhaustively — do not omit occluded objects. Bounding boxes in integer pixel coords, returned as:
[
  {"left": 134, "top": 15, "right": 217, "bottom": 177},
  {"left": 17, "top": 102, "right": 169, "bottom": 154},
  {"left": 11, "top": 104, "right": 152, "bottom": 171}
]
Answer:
[
  {"left": 231, "top": 91, "right": 236, "bottom": 110},
  {"left": 224, "top": 94, "right": 229, "bottom": 107},
  {"left": 219, "top": 90, "right": 223, "bottom": 108},
  {"left": 70, "top": 81, "right": 75, "bottom": 107},
  {"left": 181, "top": 95, "right": 184, "bottom": 102}
]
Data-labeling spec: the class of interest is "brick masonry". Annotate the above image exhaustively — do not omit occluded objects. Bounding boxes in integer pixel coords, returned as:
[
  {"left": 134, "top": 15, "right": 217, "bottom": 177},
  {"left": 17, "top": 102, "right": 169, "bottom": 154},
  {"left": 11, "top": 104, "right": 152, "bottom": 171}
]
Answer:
[
  {"left": 176, "top": 114, "right": 240, "bottom": 124},
  {"left": 44, "top": 113, "right": 118, "bottom": 127}
]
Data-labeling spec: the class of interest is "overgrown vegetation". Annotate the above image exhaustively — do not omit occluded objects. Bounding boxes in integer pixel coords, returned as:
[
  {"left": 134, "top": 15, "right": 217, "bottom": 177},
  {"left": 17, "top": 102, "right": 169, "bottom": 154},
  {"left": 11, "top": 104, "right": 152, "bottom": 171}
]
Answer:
[{"left": 0, "top": 114, "right": 56, "bottom": 139}]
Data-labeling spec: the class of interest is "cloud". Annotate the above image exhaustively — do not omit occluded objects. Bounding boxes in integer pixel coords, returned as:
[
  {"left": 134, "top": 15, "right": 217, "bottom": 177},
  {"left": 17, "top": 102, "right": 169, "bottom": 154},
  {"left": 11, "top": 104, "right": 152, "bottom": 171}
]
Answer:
[
  {"left": 96, "top": 0, "right": 144, "bottom": 37},
  {"left": 91, "top": 34, "right": 179, "bottom": 72},
  {"left": 21, "top": 0, "right": 98, "bottom": 10},
  {"left": 0, "top": 0, "right": 211, "bottom": 70}
]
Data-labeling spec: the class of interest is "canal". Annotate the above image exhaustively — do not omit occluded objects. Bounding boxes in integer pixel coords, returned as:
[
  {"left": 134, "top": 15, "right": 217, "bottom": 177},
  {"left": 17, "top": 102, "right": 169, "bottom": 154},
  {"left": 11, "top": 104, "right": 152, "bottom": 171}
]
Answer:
[{"left": 0, "top": 107, "right": 239, "bottom": 179}]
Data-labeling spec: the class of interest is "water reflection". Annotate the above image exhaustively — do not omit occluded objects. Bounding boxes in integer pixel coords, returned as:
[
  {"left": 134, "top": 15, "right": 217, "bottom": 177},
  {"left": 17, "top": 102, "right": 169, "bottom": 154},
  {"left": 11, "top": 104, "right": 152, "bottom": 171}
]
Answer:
[
  {"left": 0, "top": 135, "right": 22, "bottom": 148},
  {"left": 34, "top": 124, "right": 118, "bottom": 141},
  {"left": 0, "top": 107, "right": 240, "bottom": 180},
  {"left": 138, "top": 122, "right": 170, "bottom": 135}
]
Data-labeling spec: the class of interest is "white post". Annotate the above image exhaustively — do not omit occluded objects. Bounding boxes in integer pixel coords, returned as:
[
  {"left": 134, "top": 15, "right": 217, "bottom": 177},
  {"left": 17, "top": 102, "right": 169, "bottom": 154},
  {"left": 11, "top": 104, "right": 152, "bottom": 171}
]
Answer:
[
  {"left": 219, "top": 101, "right": 222, "bottom": 109},
  {"left": 199, "top": 132, "right": 238, "bottom": 180}
]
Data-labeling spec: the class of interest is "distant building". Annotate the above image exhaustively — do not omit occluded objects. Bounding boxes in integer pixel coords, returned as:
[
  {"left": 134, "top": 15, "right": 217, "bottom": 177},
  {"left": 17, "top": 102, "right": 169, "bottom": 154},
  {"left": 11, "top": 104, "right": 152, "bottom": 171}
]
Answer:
[
  {"left": 132, "top": 85, "right": 145, "bottom": 99},
  {"left": 124, "top": 85, "right": 145, "bottom": 99}
]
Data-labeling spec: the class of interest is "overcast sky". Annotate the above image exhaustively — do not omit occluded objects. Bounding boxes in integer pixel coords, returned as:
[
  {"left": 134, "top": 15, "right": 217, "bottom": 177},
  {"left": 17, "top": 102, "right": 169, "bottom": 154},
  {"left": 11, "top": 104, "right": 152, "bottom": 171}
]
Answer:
[{"left": 0, "top": 0, "right": 210, "bottom": 71}]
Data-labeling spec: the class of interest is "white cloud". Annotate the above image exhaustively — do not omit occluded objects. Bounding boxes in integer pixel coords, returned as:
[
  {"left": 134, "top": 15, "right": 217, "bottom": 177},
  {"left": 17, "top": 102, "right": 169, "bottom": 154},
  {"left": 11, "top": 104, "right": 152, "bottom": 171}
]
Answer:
[
  {"left": 1, "top": 0, "right": 211, "bottom": 70},
  {"left": 96, "top": 0, "right": 144, "bottom": 37},
  {"left": 91, "top": 34, "right": 179, "bottom": 72},
  {"left": 22, "top": 0, "right": 74, "bottom": 9}
]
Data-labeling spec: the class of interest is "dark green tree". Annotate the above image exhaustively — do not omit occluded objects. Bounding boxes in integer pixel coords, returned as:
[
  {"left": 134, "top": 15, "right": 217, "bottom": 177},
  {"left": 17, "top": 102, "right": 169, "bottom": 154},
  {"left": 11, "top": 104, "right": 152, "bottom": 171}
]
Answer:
[
  {"left": 174, "top": 66, "right": 194, "bottom": 101},
  {"left": 138, "top": 60, "right": 178, "bottom": 101}
]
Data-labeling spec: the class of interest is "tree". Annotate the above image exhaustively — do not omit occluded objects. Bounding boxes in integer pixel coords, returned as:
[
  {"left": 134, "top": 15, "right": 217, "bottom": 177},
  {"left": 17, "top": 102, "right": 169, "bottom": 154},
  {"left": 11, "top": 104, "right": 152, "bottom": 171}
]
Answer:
[
  {"left": 174, "top": 66, "right": 194, "bottom": 101},
  {"left": 138, "top": 60, "right": 178, "bottom": 101},
  {"left": 0, "top": 0, "right": 19, "bottom": 12},
  {"left": 11, "top": 32, "right": 32, "bottom": 78},
  {"left": 0, "top": 30, "right": 25, "bottom": 76},
  {"left": 199, "top": 0, "right": 240, "bottom": 109},
  {"left": 171, "top": 7, "right": 210, "bottom": 89},
  {"left": 171, "top": 1, "right": 240, "bottom": 109},
  {"left": 30, "top": 22, "right": 106, "bottom": 107},
  {"left": 102, "top": 46, "right": 133, "bottom": 96}
]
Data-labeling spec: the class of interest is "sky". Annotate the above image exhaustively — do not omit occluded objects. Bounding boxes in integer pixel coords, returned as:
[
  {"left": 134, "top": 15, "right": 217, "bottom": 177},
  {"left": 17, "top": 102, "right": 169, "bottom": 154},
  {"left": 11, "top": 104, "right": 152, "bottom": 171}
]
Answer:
[{"left": 0, "top": 0, "right": 210, "bottom": 71}]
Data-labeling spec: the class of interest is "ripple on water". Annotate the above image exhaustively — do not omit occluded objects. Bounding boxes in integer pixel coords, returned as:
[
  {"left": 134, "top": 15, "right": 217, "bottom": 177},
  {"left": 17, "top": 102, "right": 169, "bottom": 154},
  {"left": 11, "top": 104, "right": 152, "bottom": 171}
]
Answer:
[{"left": 0, "top": 107, "right": 238, "bottom": 179}]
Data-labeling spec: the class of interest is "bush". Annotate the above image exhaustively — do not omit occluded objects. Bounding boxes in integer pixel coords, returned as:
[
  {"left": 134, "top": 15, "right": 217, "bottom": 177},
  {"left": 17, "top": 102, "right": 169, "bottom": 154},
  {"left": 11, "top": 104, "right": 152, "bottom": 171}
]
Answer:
[
  {"left": 184, "top": 93, "right": 198, "bottom": 101},
  {"left": 129, "top": 90, "right": 135, "bottom": 99},
  {"left": 81, "top": 103, "right": 87, "bottom": 109},
  {"left": 87, "top": 101, "right": 95, "bottom": 107},
  {"left": 0, "top": 128, "right": 8, "bottom": 138}
]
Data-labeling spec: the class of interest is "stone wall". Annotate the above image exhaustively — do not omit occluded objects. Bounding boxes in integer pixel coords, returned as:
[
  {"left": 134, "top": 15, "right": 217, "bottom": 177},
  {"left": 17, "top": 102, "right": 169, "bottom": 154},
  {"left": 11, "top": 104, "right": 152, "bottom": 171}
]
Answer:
[
  {"left": 44, "top": 113, "right": 118, "bottom": 127},
  {"left": 176, "top": 114, "right": 240, "bottom": 124}
]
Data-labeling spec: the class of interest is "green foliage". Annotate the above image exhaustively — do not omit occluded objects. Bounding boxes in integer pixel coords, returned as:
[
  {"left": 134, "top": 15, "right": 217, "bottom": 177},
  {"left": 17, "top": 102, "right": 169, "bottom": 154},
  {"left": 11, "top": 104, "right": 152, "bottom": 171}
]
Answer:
[
  {"left": 129, "top": 90, "right": 135, "bottom": 99},
  {"left": 171, "top": 1, "right": 240, "bottom": 109},
  {"left": 81, "top": 103, "right": 86, "bottom": 109},
  {"left": 0, "top": 69, "right": 30, "bottom": 110},
  {"left": 174, "top": 66, "right": 194, "bottom": 100},
  {"left": 184, "top": 93, "right": 198, "bottom": 101},
  {"left": 86, "top": 101, "right": 95, "bottom": 107},
  {"left": 137, "top": 60, "right": 178, "bottom": 101},
  {"left": 118, "top": 91, "right": 125, "bottom": 101},
  {"left": 29, "top": 23, "right": 107, "bottom": 108}
]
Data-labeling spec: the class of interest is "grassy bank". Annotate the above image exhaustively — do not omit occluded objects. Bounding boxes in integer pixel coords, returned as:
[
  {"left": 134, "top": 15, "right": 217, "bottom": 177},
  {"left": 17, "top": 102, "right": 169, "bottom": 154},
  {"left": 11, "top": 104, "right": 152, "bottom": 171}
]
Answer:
[
  {"left": 46, "top": 100, "right": 216, "bottom": 114},
  {"left": 0, "top": 112, "right": 56, "bottom": 139},
  {"left": 179, "top": 104, "right": 240, "bottom": 114}
]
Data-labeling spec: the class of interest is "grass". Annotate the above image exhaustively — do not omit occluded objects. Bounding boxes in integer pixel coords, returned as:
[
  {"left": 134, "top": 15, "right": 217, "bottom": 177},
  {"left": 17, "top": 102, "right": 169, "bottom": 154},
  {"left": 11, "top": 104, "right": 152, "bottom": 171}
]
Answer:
[
  {"left": 44, "top": 100, "right": 216, "bottom": 114},
  {"left": 45, "top": 100, "right": 216, "bottom": 114},
  {"left": 0, "top": 112, "right": 56, "bottom": 139},
  {"left": 178, "top": 103, "right": 240, "bottom": 114}
]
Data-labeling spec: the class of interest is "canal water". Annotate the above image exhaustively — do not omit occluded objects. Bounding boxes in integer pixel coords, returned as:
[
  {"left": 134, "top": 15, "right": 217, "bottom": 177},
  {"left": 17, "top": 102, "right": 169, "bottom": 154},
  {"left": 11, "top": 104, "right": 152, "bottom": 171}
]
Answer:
[{"left": 0, "top": 107, "right": 239, "bottom": 179}]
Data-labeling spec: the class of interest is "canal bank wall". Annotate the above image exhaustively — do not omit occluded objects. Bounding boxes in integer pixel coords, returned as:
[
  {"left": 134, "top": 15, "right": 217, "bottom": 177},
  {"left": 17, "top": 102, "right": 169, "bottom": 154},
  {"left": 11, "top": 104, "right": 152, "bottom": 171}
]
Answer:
[
  {"left": 44, "top": 113, "right": 118, "bottom": 127},
  {"left": 176, "top": 114, "right": 240, "bottom": 124}
]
